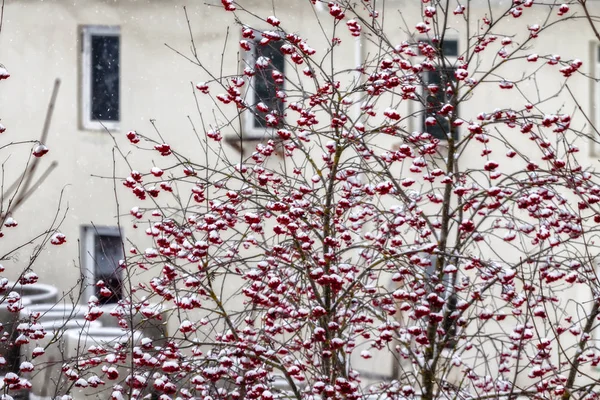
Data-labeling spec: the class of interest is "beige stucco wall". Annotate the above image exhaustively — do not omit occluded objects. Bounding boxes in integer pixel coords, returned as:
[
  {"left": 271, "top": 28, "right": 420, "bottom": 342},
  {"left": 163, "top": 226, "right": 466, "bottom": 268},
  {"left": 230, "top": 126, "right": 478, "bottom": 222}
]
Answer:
[{"left": 1, "top": 0, "right": 600, "bottom": 391}]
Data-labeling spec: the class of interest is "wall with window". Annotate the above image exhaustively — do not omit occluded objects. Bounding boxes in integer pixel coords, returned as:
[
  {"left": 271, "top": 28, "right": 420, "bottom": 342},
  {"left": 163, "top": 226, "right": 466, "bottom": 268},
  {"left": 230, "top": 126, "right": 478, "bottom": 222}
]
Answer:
[
  {"left": 0, "top": 0, "right": 251, "bottom": 294},
  {"left": 0, "top": 0, "right": 599, "bottom": 384},
  {"left": 0, "top": 0, "right": 359, "bottom": 320}
]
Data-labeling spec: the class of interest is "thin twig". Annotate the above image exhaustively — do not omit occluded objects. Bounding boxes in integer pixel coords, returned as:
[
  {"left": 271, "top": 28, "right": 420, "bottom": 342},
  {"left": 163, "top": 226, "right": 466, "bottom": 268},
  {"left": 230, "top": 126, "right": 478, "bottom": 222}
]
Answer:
[{"left": 0, "top": 0, "right": 5, "bottom": 35}]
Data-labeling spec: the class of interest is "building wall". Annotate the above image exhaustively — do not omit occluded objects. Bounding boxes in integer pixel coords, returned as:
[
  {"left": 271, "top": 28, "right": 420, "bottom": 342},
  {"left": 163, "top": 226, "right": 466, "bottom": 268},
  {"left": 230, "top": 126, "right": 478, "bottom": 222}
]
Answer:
[{"left": 1, "top": 0, "right": 600, "bottom": 389}]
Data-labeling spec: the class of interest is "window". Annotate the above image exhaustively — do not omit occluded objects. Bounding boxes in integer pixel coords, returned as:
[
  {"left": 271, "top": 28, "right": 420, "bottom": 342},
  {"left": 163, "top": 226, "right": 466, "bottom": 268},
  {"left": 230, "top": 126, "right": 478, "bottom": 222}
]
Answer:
[
  {"left": 425, "top": 255, "right": 458, "bottom": 349},
  {"left": 595, "top": 45, "right": 600, "bottom": 145},
  {"left": 81, "top": 226, "right": 124, "bottom": 304},
  {"left": 81, "top": 26, "right": 120, "bottom": 130},
  {"left": 244, "top": 32, "right": 285, "bottom": 138},
  {"left": 421, "top": 39, "right": 459, "bottom": 141}
]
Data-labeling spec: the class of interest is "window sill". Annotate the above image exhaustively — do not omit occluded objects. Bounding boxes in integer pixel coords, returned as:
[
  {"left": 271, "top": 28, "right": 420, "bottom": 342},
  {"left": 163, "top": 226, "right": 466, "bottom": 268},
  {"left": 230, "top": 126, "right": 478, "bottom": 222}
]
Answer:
[
  {"left": 81, "top": 120, "right": 120, "bottom": 132},
  {"left": 225, "top": 132, "right": 282, "bottom": 154}
]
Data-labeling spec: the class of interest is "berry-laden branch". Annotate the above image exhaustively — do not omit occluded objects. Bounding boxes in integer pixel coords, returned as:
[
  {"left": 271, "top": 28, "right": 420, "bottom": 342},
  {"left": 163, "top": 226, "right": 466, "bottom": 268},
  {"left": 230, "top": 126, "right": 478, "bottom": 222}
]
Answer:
[{"left": 25, "top": 1, "right": 600, "bottom": 400}]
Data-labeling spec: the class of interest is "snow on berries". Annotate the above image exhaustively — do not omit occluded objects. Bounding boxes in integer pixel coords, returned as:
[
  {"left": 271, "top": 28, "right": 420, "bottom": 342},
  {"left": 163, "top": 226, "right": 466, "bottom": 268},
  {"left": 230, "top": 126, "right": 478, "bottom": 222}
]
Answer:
[
  {"left": 50, "top": 232, "right": 67, "bottom": 245},
  {"left": 32, "top": 144, "right": 49, "bottom": 157},
  {"left": 0, "top": 67, "right": 9, "bottom": 80}
]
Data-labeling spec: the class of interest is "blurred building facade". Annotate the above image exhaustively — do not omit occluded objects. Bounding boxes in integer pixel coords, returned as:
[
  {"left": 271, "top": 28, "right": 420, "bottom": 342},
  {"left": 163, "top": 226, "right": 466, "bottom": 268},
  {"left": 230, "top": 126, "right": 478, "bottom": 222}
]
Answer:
[{"left": 0, "top": 0, "right": 600, "bottom": 387}]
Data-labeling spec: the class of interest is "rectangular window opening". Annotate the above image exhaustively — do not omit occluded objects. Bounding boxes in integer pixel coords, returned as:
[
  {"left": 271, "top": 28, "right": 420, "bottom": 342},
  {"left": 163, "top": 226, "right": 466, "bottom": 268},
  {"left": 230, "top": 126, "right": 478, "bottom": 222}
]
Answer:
[
  {"left": 81, "top": 25, "right": 120, "bottom": 130},
  {"left": 426, "top": 255, "right": 459, "bottom": 349},
  {"left": 420, "top": 39, "right": 459, "bottom": 141},
  {"left": 423, "top": 67, "right": 459, "bottom": 140},
  {"left": 243, "top": 31, "right": 285, "bottom": 138},
  {"left": 81, "top": 226, "right": 124, "bottom": 305}
]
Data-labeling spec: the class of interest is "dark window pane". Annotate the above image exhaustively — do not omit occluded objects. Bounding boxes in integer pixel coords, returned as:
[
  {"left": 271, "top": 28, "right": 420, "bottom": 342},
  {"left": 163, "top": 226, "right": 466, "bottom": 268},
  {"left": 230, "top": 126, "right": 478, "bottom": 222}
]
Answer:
[
  {"left": 422, "top": 68, "right": 458, "bottom": 140},
  {"left": 442, "top": 294, "right": 458, "bottom": 349},
  {"left": 91, "top": 35, "right": 119, "bottom": 122},
  {"left": 419, "top": 39, "right": 458, "bottom": 58},
  {"left": 441, "top": 40, "right": 458, "bottom": 57},
  {"left": 93, "top": 234, "right": 123, "bottom": 304},
  {"left": 425, "top": 256, "right": 457, "bottom": 349},
  {"left": 253, "top": 41, "right": 284, "bottom": 129}
]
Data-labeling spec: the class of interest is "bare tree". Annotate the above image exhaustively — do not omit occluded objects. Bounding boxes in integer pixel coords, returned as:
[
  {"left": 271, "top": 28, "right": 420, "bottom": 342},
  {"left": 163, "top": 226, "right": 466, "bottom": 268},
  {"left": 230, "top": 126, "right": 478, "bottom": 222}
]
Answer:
[{"left": 19, "top": 1, "right": 600, "bottom": 400}]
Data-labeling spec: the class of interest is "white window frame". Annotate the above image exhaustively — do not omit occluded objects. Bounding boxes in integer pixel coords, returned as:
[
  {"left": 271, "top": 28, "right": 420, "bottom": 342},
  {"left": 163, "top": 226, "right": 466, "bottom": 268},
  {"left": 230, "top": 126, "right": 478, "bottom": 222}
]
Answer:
[
  {"left": 594, "top": 44, "right": 600, "bottom": 155},
  {"left": 417, "top": 38, "right": 459, "bottom": 141},
  {"left": 81, "top": 25, "right": 120, "bottom": 131},
  {"left": 242, "top": 30, "right": 285, "bottom": 140},
  {"left": 80, "top": 225, "right": 124, "bottom": 303}
]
